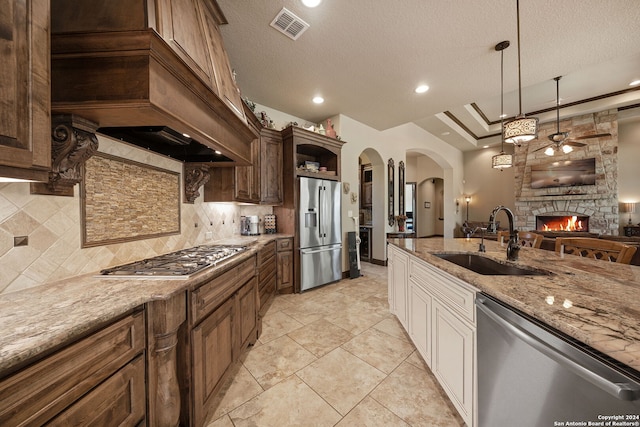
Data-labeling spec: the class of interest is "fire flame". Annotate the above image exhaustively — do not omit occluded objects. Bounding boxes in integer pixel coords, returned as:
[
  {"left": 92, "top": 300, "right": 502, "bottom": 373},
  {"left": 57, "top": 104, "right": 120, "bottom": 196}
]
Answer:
[{"left": 542, "top": 216, "right": 584, "bottom": 232}]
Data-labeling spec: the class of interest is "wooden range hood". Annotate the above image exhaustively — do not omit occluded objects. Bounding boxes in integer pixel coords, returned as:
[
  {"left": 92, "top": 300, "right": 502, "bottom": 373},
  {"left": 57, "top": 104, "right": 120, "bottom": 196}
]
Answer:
[{"left": 50, "top": 1, "right": 256, "bottom": 166}]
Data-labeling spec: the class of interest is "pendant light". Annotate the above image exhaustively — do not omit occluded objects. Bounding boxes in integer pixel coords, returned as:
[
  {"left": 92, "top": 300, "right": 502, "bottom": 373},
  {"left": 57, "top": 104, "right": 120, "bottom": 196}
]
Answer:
[
  {"left": 492, "top": 41, "right": 513, "bottom": 170},
  {"left": 503, "top": 0, "right": 538, "bottom": 144}
]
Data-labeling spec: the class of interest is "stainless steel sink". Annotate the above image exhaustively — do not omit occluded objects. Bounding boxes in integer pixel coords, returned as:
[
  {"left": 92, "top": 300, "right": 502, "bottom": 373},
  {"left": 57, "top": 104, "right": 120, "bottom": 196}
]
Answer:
[{"left": 434, "top": 253, "right": 551, "bottom": 276}]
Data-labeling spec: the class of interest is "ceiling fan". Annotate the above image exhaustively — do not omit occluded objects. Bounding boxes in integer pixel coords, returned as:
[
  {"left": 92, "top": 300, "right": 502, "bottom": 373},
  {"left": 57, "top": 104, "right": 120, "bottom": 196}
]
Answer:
[{"left": 534, "top": 76, "right": 611, "bottom": 155}]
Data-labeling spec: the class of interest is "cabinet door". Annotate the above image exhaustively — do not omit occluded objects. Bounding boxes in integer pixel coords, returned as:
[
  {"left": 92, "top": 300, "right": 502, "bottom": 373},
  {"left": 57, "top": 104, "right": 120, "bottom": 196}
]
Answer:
[
  {"left": 191, "top": 297, "right": 234, "bottom": 427},
  {"left": 409, "top": 281, "right": 432, "bottom": 367},
  {"left": 237, "top": 277, "right": 258, "bottom": 351},
  {"left": 388, "top": 246, "right": 409, "bottom": 328},
  {"left": 0, "top": 0, "right": 50, "bottom": 181},
  {"left": 48, "top": 356, "right": 146, "bottom": 426},
  {"left": 432, "top": 301, "right": 474, "bottom": 426},
  {"left": 277, "top": 249, "right": 294, "bottom": 293},
  {"left": 260, "top": 131, "right": 283, "bottom": 205}
]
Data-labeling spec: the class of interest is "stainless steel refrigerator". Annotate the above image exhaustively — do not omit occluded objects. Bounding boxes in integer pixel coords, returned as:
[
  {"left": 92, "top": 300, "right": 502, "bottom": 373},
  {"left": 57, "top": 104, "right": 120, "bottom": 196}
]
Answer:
[{"left": 299, "top": 177, "right": 342, "bottom": 291}]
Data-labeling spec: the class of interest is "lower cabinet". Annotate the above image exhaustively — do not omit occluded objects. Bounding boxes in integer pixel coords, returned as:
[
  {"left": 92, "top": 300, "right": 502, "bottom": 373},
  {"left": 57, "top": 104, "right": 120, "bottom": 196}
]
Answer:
[
  {"left": 257, "top": 241, "right": 277, "bottom": 316},
  {"left": 388, "top": 244, "right": 409, "bottom": 328},
  {"left": 276, "top": 237, "right": 294, "bottom": 293},
  {"left": 0, "top": 310, "right": 146, "bottom": 426},
  {"left": 187, "top": 256, "right": 258, "bottom": 427},
  {"left": 389, "top": 245, "right": 477, "bottom": 427}
]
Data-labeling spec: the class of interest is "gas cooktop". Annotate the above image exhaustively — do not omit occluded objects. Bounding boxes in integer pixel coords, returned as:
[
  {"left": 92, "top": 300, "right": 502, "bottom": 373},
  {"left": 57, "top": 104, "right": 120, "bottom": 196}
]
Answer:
[{"left": 99, "top": 245, "right": 247, "bottom": 279}]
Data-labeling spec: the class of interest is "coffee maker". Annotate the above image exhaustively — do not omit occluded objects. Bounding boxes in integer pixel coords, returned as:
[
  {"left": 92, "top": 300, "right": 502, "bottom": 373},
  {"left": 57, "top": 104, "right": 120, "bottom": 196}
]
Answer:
[{"left": 240, "top": 216, "right": 251, "bottom": 236}]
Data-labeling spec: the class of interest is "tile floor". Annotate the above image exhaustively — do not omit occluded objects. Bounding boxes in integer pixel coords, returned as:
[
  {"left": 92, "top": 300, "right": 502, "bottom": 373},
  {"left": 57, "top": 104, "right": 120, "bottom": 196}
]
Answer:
[{"left": 206, "top": 263, "right": 464, "bottom": 427}]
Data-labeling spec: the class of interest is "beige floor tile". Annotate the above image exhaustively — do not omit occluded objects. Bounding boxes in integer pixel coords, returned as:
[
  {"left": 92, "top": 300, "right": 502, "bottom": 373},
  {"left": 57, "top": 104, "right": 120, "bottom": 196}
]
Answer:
[
  {"left": 405, "top": 349, "right": 429, "bottom": 371},
  {"left": 335, "top": 396, "right": 410, "bottom": 427},
  {"left": 258, "top": 310, "right": 304, "bottom": 343},
  {"left": 297, "top": 347, "right": 386, "bottom": 416},
  {"left": 263, "top": 295, "right": 295, "bottom": 314},
  {"left": 281, "top": 297, "right": 335, "bottom": 325},
  {"left": 370, "top": 361, "right": 462, "bottom": 426},
  {"left": 324, "top": 303, "right": 389, "bottom": 335},
  {"left": 228, "top": 375, "right": 341, "bottom": 427},
  {"left": 287, "top": 318, "right": 355, "bottom": 357},
  {"left": 242, "top": 335, "right": 317, "bottom": 389},
  {"left": 341, "top": 328, "right": 415, "bottom": 374},
  {"left": 210, "top": 364, "right": 264, "bottom": 419},
  {"left": 372, "top": 317, "right": 410, "bottom": 342}
]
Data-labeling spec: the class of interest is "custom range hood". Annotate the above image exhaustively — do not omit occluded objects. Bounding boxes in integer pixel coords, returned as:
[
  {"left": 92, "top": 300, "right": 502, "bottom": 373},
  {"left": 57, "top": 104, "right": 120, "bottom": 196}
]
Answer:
[{"left": 50, "top": 1, "right": 256, "bottom": 165}]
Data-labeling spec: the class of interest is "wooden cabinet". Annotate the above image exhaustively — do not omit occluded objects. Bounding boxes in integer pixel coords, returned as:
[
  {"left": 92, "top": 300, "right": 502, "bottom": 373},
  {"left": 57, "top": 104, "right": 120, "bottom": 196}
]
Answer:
[
  {"left": 0, "top": 0, "right": 51, "bottom": 182},
  {"left": 257, "top": 241, "right": 277, "bottom": 316},
  {"left": 0, "top": 310, "right": 146, "bottom": 426},
  {"left": 187, "top": 256, "right": 258, "bottom": 426},
  {"left": 277, "top": 237, "right": 294, "bottom": 293},
  {"left": 204, "top": 125, "right": 282, "bottom": 205},
  {"left": 388, "top": 245, "right": 478, "bottom": 426}
]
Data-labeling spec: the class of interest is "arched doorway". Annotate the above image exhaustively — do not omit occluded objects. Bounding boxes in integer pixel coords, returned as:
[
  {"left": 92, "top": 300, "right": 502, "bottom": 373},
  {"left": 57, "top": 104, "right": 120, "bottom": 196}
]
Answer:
[{"left": 358, "top": 148, "right": 385, "bottom": 264}]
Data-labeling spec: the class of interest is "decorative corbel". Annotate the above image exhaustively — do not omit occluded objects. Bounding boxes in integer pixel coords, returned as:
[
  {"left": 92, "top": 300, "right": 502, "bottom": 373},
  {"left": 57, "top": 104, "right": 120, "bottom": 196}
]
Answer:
[
  {"left": 31, "top": 114, "right": 99, "bottom": 196},
  {"left": 184, "top": 163, "right": 211, "bottom": 203}
]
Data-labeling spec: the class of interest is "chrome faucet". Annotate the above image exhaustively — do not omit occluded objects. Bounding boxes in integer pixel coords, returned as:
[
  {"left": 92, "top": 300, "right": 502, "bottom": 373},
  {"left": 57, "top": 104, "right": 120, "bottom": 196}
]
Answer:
[
  {"left": 488, "top": 205, "right": 520, "bottom": 261},
  {"left": 461, "top": 225, "right": 487, "bottom": 252}
]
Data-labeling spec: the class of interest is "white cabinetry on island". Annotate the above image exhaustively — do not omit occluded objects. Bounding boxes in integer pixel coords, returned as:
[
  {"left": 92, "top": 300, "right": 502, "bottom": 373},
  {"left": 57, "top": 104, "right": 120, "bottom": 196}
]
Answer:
[{"left": 388, "top": 243, "right": 477, "bottom": 427}]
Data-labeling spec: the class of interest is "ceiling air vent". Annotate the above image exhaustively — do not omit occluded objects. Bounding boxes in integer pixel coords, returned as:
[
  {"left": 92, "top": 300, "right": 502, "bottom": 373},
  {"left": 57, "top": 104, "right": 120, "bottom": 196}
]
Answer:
[{"left": 270, "top": 7, "right": 309, "bottom": 40}]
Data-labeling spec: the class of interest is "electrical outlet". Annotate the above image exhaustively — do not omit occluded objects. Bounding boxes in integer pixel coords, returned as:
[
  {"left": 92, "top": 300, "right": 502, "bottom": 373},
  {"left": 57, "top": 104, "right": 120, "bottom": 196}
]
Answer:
[
  {"left": 14, "top": 236, "right": 28, "bottom": 247},
  {"left": 205, "top": 231, "right": 213, "bottom": 240}
]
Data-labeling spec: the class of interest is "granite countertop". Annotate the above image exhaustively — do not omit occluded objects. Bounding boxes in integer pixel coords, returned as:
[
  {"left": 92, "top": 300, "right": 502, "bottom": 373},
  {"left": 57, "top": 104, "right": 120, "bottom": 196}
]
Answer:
[
  {"left": 389, "top": 237, "right": 640, "bottom": 372},
  {"left": 0, "top": 234, "right": 292, "bottom": 375}
]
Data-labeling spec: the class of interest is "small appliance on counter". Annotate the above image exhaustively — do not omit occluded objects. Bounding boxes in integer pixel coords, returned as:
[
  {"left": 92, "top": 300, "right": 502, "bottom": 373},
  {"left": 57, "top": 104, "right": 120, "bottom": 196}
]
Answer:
[
  {"left": 240, "top": 216, "right": 250, "bottom": 236},
  {"left": 248, "top": 215, "right": 260, "bottom": 235},
  {"left": 264, "top": 214, "right": 277, "bottom": 234}
]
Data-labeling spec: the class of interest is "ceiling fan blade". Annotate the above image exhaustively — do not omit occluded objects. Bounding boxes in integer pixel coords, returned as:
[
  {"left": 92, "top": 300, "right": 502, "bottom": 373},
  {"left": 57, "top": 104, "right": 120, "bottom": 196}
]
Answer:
[
  {"left": 533, "top": 143, "right": 553, "bottom": 153},
  {"left": 565, "top": 140, "right": 587, "bottom": 147},
  {"left": 574, "top": 133, "right": 611, "bottom": 140}
]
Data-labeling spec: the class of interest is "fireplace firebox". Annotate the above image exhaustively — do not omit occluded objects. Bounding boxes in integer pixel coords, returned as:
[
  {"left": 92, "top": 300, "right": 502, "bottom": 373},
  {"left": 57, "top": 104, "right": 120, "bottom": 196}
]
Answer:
[{"left": 536, "top": 215, "right": 589, "bottom": 232}]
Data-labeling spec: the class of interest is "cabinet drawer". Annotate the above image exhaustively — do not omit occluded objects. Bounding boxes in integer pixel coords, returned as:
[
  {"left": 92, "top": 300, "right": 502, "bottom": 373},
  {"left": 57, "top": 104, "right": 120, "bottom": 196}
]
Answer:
[
  {"left": 277, "top": 237, "right": 293, "bottom": 252},
  {"left": 257, "top": 241, "right": 276, "bottom": 265},
  {"left": 410, "top": 259, "right": 476, "bottom": 324},
  {"left": 191, "top": 257, "right": 256, "bottom": 325},
  {"left": 259, "top": 257, "right": 277, "bottom": 285},
  {"left": 0, "top": 311, "right": 145, "bottom": 427},
  {"left": 48, "top": 355, "right": 146, "bottom": 426}
]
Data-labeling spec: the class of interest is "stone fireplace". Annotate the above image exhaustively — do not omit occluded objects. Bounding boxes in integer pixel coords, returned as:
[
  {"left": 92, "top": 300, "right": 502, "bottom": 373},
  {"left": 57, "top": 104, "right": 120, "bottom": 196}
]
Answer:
[{"left": 513, "top": 111, "right": 619, "bottom": 235}]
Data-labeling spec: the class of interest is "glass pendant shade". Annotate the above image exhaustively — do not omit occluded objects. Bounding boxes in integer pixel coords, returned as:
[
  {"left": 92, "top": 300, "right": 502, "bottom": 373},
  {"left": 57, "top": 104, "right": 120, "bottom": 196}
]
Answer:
[
  {"left": 492, "top": 152, "right": 513, "bottom": 169},
  {"left": 504, "top": 116, "right": 539, "bottom": 143},
  {"left": 544, "top": 146, "right": 555, "bottom": 156}
]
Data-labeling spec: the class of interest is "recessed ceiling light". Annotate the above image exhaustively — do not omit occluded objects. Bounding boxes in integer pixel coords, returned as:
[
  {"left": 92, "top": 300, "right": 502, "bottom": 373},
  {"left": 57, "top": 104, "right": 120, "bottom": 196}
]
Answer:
[
  {"left": 441, "top": 131, "right": 450, "bottom": 136},
  {"left": 415, "top": 85, "right": 429, "bottom": 94},
  {"left": 630, "top": 80, "right": 640, "bottom": 87},
  {"left": 499, "top": 114, "right": 507, "bottom": 118},
  {"left": 483, "top": 145, "right": 490, "bottom": 149},
  {"left": 214, "top": 150, "right": 222, "bottom": 155},
  {"left": 301, "top": 0, "right": 321, "bottom": 7},
  {"left": 312, "top": 96, "right": 324, "bottom": 104},
  {"left": 182, "top": 133, "right": 190, "bottom": 138}
]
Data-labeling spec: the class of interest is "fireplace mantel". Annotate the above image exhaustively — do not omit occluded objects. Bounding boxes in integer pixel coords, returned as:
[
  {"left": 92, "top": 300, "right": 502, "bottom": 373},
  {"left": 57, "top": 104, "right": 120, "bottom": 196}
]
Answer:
[{"left": 517, "top": 193, "right": 610, "bottom": 203}]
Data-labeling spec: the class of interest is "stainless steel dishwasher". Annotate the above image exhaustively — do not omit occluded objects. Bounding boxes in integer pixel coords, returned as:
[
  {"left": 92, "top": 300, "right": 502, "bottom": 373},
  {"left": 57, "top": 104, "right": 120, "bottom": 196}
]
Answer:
[{"left": 476, "top": 293, "right": 640, "bottom": 426}]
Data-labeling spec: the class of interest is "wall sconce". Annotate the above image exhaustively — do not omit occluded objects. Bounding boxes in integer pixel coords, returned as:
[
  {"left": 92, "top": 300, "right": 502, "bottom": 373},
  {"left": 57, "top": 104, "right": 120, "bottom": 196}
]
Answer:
[
  {"left": 465, "top": 196, "right": 472, "bottom": 223},
  {"left": 621, "top": 202, "right": 636, "bottom": 225}
]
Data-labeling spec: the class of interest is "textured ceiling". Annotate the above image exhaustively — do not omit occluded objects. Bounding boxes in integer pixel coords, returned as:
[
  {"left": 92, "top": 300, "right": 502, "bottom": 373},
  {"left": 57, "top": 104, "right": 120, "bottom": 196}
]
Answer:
[{"left": 218, "top": 0, "right": 640, "bottom": 151}]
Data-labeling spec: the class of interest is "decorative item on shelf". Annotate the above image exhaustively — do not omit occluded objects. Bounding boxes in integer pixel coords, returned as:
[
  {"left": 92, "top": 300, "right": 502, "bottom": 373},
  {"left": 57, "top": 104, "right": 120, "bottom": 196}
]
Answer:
[
  {"left": 396, "top": 215, "right": 408, "bottom": 232},
  {"left": 622, "top": 202, "right": 636, "bottom": 225},
  {"left": 503, "top": 0, "right": 538, "bottom": 144},
  {"left": 259, "top": 111, "right": 272, "bottom": 128},
  {"left": 242, "top": 97, "right": 256, "bottom": 112},
  {"left": 492, "top": 40, "right": 513, "bottom": 170},
  {"left": 325, "top": 119, "right": 337, "bottom": 138},
  {"left": 304, "top": 161, "right": 319, "bottom": 172},
  {"left": 318, "top": 124, "right": 326, "bottom": 135}
]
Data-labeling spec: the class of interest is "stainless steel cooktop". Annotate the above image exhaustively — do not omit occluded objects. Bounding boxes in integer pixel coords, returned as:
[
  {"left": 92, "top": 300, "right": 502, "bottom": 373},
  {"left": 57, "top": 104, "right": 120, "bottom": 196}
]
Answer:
[{"left": 99, "top": 245, "right": 247, "bottom": 279}]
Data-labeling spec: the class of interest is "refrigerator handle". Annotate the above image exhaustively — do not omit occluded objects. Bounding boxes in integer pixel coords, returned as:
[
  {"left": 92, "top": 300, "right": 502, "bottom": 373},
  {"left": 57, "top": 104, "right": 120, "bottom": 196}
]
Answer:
[{"left": 318, "top": 186, "right": 323, "bottom": 238}]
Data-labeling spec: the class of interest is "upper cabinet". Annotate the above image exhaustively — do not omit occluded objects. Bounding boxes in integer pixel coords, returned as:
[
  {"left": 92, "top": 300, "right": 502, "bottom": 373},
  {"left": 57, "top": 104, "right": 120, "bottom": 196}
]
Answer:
[
  {"left": 50, "top": 0, "right": 254, "bottom": 165},
  {"left": 0, "top": 0, "right": 51, "bottom": 181}
]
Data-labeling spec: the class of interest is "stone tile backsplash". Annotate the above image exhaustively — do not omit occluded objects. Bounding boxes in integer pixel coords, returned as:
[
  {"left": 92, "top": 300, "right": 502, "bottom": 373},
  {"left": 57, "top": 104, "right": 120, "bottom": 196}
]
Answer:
[{"left": 0, "top": 136, "right": 272, "bottom": 294}]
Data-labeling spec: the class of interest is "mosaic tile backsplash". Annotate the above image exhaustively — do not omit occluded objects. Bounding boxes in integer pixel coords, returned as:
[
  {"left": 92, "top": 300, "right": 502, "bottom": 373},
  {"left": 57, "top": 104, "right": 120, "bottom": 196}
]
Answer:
[{"left": 0, "top": 136, "right": 273, "bottom": 294}]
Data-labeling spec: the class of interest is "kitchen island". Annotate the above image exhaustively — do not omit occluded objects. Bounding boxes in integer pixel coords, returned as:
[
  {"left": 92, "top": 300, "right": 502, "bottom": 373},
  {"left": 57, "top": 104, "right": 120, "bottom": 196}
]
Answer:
[
  {"left": 388, "top": 237, "right": 640, "bottom": 427},
  {"left": 389, "top": 237, "right": 640, "bottom": 371}
]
